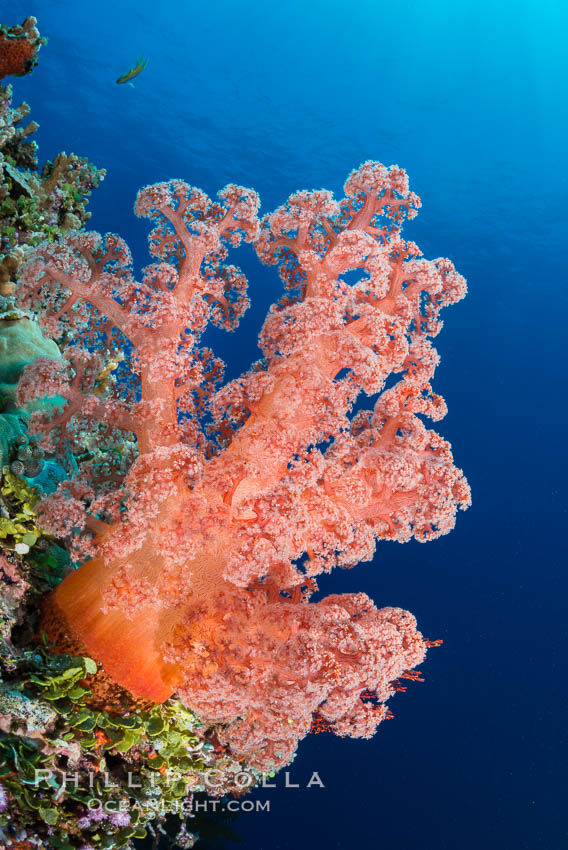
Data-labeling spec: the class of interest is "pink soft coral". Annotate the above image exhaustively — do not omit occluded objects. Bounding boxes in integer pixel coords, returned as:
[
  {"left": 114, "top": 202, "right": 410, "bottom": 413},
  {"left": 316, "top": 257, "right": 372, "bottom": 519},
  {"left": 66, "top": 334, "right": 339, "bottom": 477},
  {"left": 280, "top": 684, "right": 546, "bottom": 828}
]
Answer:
[{"left": 17, "top": 163, "right": 470, "bottom": 770}]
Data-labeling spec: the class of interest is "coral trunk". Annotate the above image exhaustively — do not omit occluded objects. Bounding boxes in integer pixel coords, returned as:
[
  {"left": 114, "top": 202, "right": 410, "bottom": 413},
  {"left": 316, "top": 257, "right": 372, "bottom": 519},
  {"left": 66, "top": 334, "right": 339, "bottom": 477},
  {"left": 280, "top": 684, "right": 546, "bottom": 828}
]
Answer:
[{"left": 44, "top": 558, "right": 182, "bottom": 702}]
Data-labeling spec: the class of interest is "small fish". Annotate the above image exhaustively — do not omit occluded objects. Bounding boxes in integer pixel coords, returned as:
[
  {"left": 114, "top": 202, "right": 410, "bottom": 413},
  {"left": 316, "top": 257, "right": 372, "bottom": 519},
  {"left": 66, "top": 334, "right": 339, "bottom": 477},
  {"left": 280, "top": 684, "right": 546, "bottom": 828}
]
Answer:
[{"left": 116, "top": 56, "right": 147, "bottom": 88}]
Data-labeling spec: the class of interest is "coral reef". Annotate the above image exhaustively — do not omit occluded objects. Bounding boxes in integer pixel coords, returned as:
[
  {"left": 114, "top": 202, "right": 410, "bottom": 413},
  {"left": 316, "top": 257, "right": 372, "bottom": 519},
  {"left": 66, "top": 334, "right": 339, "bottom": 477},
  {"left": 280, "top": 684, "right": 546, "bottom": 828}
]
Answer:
[
  {"left": 0, "top": 80, "right": 106, "bottom": 299},
  {"left": 0, "top": 641, "right": 249, "bottom": 848}
]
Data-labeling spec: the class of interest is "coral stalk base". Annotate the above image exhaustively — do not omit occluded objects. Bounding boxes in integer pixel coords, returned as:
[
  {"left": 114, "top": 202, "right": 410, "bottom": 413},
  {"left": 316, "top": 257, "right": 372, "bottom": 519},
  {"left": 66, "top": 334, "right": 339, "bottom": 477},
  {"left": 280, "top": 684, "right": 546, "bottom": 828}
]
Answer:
[{"left": 43, "top": 561, "right": 181, "bottom": 703}]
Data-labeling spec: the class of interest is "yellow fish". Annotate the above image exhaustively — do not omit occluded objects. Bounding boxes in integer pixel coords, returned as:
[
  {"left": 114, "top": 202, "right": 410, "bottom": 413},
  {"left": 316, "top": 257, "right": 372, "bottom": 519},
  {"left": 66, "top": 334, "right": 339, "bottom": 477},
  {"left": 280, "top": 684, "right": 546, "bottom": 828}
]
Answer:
[{"left": 116, "top": 56, "right": 147, "bottom": 88}]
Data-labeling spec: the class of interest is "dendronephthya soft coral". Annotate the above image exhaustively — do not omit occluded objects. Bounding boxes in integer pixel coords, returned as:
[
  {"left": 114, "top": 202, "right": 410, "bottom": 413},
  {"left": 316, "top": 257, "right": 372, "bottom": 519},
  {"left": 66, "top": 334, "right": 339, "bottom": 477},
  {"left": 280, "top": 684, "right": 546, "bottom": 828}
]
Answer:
[{"left": 16, "top": 163, "right": 470, "bottom": 771}]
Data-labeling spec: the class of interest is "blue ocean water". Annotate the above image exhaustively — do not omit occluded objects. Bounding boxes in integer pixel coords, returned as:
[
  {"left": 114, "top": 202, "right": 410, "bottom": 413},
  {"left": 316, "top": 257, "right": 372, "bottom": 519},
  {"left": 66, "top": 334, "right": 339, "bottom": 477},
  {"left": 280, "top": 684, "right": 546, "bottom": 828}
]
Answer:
[{"left": 7, "top": 0, "right": 567, "bottom": 847}]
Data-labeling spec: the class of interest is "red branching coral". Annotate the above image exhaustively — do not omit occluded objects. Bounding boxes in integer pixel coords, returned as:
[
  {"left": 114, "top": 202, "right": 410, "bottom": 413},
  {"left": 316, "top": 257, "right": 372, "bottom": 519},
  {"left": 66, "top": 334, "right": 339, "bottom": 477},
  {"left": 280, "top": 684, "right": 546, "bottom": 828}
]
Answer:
[{"left": 17, "top": 163, "right": 470, "bottom": 770}]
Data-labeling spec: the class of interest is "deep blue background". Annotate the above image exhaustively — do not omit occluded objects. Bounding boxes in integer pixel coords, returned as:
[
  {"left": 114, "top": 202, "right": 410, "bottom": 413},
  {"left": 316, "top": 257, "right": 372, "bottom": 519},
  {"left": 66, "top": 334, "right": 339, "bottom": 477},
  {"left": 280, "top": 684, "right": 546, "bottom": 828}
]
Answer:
[{"left": 6, "top": 1, "right": 567, "bottom": 847}]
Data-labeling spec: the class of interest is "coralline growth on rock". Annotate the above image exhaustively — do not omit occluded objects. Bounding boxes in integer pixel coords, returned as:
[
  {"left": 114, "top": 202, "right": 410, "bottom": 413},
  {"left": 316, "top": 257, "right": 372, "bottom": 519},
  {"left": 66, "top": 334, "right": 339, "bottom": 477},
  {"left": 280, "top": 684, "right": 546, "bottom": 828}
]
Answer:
[
  {"left": 17, "top": 163, "right": 471, "bottom": 771},
  {"left": 0, "top": 17, "right": 46, "bottom": 82},
  {"left": 0, "top": 23, "right": 105, "bottom": 467},
  {"left": 0, "top": 87, "right": 106, "bottom": 299},
  {"left": 0, "top": 16, "right": 105, "bottom": 299}
]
